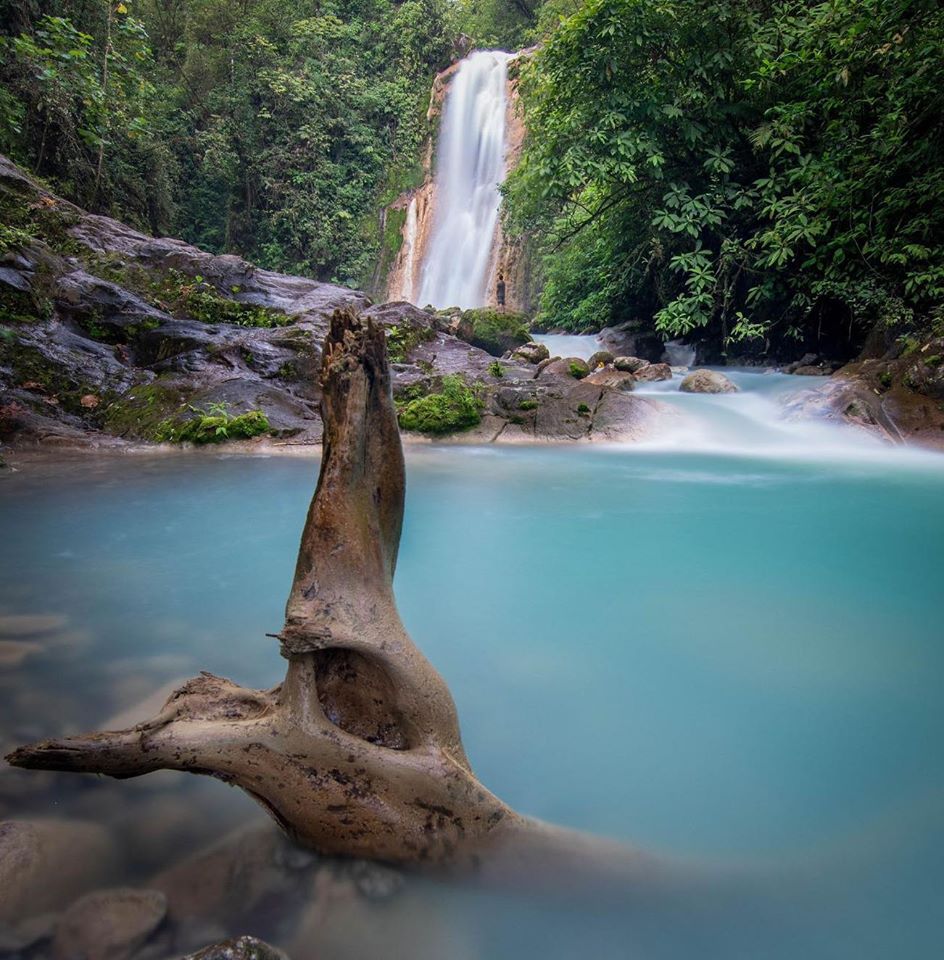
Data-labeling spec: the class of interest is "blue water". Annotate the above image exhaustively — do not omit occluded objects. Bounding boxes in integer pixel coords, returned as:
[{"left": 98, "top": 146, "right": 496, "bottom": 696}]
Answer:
[{"left": 2, "top": 384, "right": 944, "bottom": 958}]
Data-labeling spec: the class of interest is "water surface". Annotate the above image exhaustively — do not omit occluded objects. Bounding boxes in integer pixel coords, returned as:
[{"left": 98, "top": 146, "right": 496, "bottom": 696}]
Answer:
[{"left": 1, "top": 380, "right": 943, "bottom": 958}]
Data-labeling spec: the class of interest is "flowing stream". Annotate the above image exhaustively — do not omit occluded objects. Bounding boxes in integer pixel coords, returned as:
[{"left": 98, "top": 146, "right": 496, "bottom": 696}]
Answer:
[{"left": 416, "top": 50, "right": 511, "bottom": 309}]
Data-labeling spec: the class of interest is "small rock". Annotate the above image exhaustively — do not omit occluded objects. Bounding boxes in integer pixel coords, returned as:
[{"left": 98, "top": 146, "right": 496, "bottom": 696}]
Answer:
[
  {"left": 634, "top": 363, "right": 673, "bottom": 382},
  {"left": 52, "top": 888, "right": 167, "bottom": 960},
  {"left": 80, "top": 395, "right": 100, "bottom": 409},
  {"left": 679, "top": 370, "right": 738, "bottom": 393},
  {"left": 511, "top": 341, "right": 550, "bottom": 364},
  {"left": 584, "top": 369, "right": 635, "bottom": 392},
  {"left": 613, "top": 356, "right": 649, "bottom": 373},
  {"left": 539, "top": 357, "right": 590, "bottom": 379},
  {"left": 183, "top": 935, "right": 289, "bottom": 960},
  {"left": 586, "top": 350, "right": 614, "bottom": 370}
]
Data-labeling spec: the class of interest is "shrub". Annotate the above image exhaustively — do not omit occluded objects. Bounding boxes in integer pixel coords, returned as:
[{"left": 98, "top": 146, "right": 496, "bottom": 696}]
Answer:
[
  {"left": 488, "top": 360, "right": 504, "bottom": 378},
  {"left": 397, "top": 375, "right": 482, "bottom": 435}
]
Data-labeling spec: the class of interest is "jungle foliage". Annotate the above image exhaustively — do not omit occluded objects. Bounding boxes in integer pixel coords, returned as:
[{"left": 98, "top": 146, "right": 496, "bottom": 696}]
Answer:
[
  {"left": 0, "top": 0, "right": 460, "bottom": 288},
  {"left": 505, "top": 0, "right": 944, "bottom": 356}
]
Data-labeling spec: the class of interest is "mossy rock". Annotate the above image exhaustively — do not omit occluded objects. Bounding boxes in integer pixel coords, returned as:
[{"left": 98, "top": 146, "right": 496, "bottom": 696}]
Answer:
[
  {"left": 459, "top": 308, "right": 530, "bottom": 357},
  {"left": 386, "top": 322, "right": 435, "bottom": 363},
  {"left": 397, "top": 375, "right": 482, "bottom": 435},
  {"left": 102, "top": 381, "right": 192, "bottom": 439},
  {"left": 157, "top": 407, "right": 270, "bottom": 444}
]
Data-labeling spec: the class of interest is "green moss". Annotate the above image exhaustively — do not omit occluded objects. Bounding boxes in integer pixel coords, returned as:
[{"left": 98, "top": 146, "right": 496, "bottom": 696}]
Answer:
[
  {"left": 102, "top": 382, "right": 190, "bottom": 439},
  {"left": 461, "top": 308, "right": 530, "bottom": 357},
  {"left": 488, "top": 360, "right": 504, "bottom": 378},
  {"left": 577, "top": 402, "right": 591, "bottom": 415},
  {"left": 569, "top": 361, "right": 588, "bottom": 379},
  {"left": 387, "top": 323, "right": 435, "bottom": 363},
  {"left": 518, "top": 397, "right": 538, "bottom": 410},
  {"left": 878, "top": 370, "right": 893, "bottom": 390},
  {"left": 157, "top": 404, "right": 270, "bottom": 444},
  {"left": 398, "top": 375, "right": 483, "bottom": 435}
]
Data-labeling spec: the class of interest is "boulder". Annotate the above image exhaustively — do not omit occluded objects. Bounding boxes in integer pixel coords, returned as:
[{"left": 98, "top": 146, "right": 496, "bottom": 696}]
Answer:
[
  {"left": 634, "top": 363, "right": 673, "bottom": 382},
  {"left": 0, "top": 819, "right": 119, "bottom": 924},
  {"left": 586, "top": 350, "right": 614, "bottom": 370},
  {"left": 584, "top": 369, "right": 635, "bottom": 392},
  {"left": 539, "top": 357, "right": 589, "bottom": 379},
  {"left": 597, "top": 323, "right": 665, "bottom": 362},
  {"left": 52, "top": 888, "right": 167, "bottom": 960},
  {"left": 613, "top": 356, "right": 649, "bottom": 374},
  {"left": 679, "top": 370, "right": 738, "bottom": 393},
  {"left": 511, "top": 341, "right": 550, "bottom": 364}
]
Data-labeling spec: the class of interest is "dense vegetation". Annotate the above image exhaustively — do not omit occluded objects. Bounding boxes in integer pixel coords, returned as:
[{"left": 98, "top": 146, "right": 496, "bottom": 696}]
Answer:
[
  {"left": 0, "top": 0, "right": 459, "bottom": 288},
  {"left": 3, "top": 0, "right": 941, "bottom": 363},
  {"left": 505, "top": 0, "right": 944, "bottom": 358}
]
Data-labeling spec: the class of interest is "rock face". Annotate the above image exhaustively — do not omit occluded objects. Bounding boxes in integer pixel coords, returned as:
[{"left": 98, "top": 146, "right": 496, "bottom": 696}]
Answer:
[
  {"left": 679, "top": 370, "right": 738, "bottom": 394},
  {"left": 0, "top": 156, "right": 664, "bottom": 448}
]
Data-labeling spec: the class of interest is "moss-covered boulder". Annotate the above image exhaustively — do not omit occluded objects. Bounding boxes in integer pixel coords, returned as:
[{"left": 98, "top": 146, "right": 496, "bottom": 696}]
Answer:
[
  {"left": 397, "top": 375, "right": 482, "bottom": 434},
  {"left": 458, "top": 308, "right": 530, "bottom": 357}
]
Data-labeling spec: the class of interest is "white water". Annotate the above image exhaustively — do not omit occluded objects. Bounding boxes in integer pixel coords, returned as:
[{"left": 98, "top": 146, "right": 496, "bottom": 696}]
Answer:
[
  {"left": 397, "top": 195, "right": 419, "bottom": 302},
  {"left": 534, "top": 332, "right": 604, "bottom": 361},
  {"left": 634, "top": 369, "right": 915, "bottom": 463},
  {"left": 417, "top": 50, "right": 511, "bottom": 309}
]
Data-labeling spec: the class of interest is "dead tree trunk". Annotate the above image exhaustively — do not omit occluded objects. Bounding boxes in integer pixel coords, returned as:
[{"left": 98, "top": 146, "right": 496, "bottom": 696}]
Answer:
[{"left": 7, "top": 310, "right": 667, "bottom": 890}]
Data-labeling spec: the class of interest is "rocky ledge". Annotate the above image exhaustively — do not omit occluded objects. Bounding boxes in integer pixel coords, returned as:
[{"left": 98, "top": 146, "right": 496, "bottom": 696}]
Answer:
[{"left": 0, "top": 156, "right": 660, "bottom": 452}]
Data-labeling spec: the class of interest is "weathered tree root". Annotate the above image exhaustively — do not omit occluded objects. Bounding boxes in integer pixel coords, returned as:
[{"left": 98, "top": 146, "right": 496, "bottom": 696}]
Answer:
[{"left": 7, "top": 309, "right": 666, "bottom": 890}]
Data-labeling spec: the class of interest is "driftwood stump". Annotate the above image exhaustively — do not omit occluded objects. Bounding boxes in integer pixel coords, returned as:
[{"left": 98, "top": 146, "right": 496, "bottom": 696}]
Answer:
[{"left": 8, "top": 310, "right": 664, "bottom": 889}]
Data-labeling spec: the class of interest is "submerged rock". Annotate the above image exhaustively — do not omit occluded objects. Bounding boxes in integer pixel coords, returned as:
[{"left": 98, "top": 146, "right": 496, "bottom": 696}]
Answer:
[
  {"left": 680, "top": 370, "right": 737, "bottom": 393},
  {"left": 52, "top": 888, "right": 167, "bottom": 960},
  {"left": 0, "top": 819, "right": 118, "bottom": 924}
]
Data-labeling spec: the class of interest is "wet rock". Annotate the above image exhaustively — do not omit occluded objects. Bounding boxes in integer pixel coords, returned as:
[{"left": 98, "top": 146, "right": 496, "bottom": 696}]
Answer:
[
  {"left": 634, "top": 363, "right": 673, "bottom": 382},
  {"left": 586, "top": 350, "right": 614, "bottom": 370},
  {"left": 52, "top": 888, "right": 167, "bottom": 960},
  {"left": 679, "top": 370, "right": 738, "bottom": 394},
  {"left": 510, "top": 341, "right": 550, "bottom": 364},
  {"left": 0, "top": 819, "right": 119, "bottom": 924},
  {"left": 152, "top": 824, "right": 317, "bottom": 933},
  {"left": 182, "top": 936, "right": 288, "bottom": 960},
  {"left": 613, "top": 356, "right": 649, "bottom": 374},
  {"left": 539, "top": 357, "right": 589, "bottom": 379},
  {"left": 584, "top": 369, "right": 635, "bottom": 392},
  {"left": 597, "top": 324, "right": 665, "bottom": 362}
]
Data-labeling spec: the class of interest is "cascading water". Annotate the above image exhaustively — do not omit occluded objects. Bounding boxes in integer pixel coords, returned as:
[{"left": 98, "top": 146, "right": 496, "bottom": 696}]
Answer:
[{"left": 417, "top": 50, "right": 511, "bottom": 309}]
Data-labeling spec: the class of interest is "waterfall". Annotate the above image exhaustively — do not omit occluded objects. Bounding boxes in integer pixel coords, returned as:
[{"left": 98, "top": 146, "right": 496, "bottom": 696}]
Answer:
[{"left": 417, "top": 50, "right": 511, "bottom": 310}]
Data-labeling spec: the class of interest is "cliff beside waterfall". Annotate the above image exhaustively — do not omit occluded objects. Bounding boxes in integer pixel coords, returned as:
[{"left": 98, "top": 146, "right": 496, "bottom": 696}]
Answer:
[{"left": 383, "top": 49, "right": 534, "bottom": 313}]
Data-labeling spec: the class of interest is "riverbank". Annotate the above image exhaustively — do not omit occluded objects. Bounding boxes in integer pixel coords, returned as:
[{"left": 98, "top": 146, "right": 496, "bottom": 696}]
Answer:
[{"left": 3, "top": 152, "right": 943, "bottom": 458}]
